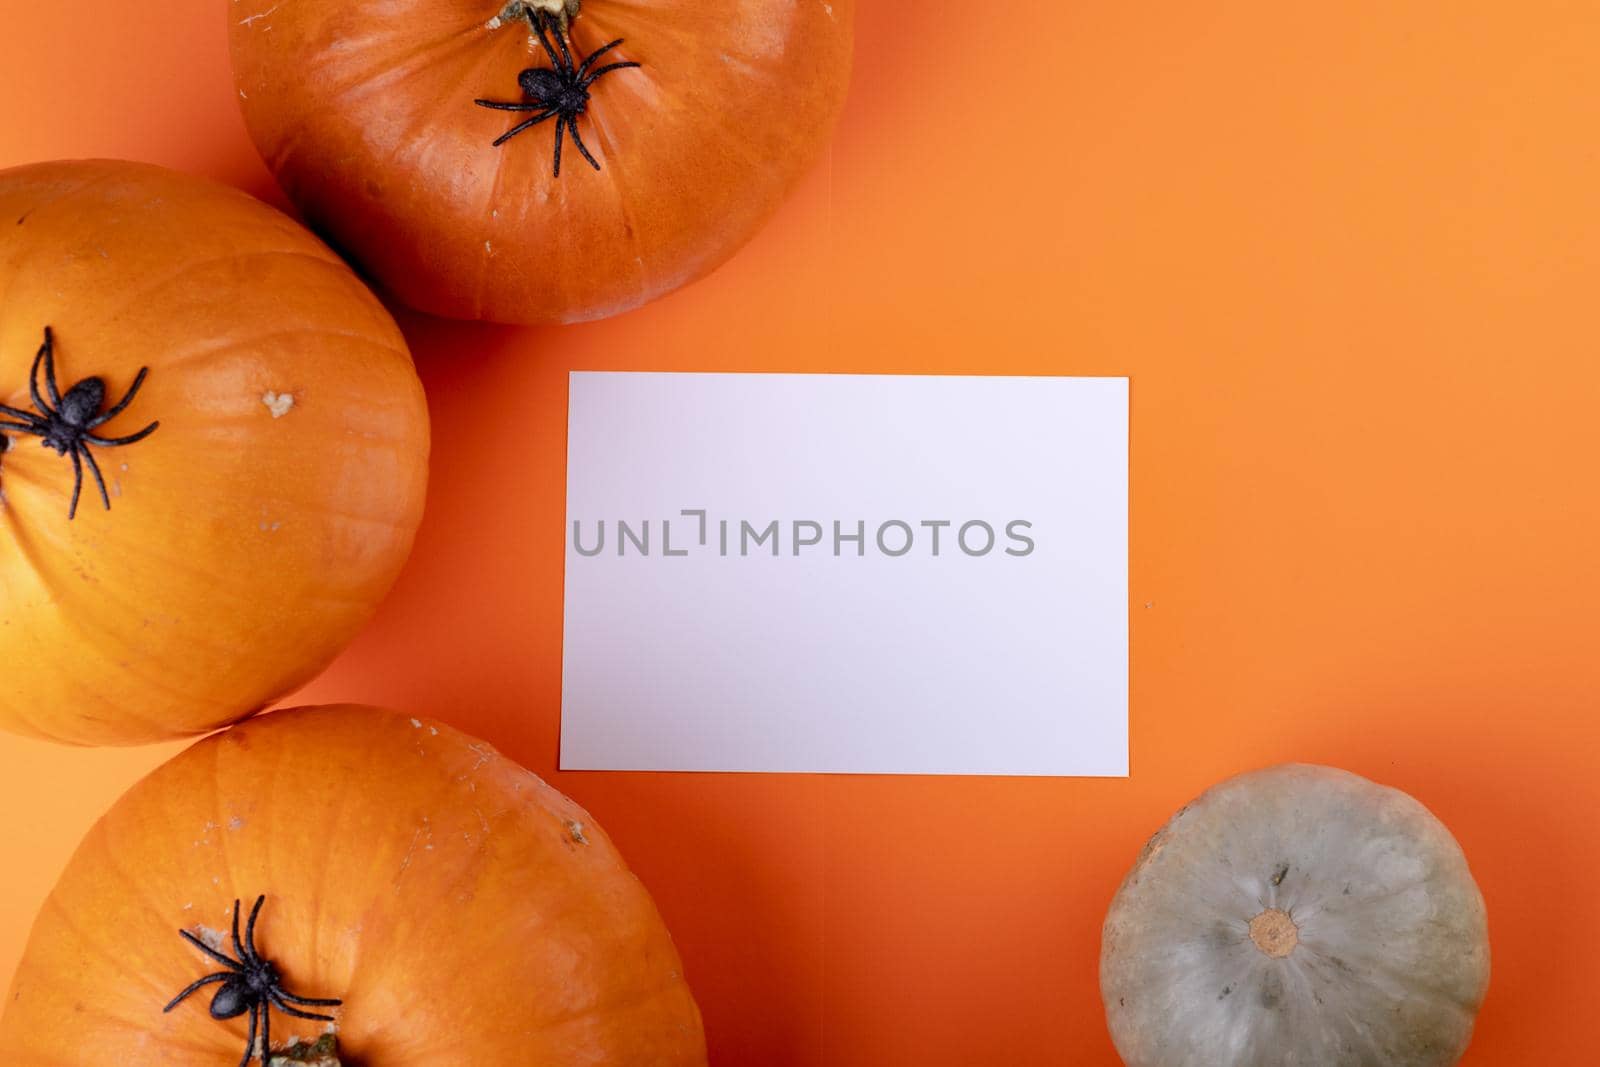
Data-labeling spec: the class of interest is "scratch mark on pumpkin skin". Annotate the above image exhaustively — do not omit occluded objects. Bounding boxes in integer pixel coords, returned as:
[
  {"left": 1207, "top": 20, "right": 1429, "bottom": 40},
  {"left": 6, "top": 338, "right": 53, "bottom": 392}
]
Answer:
[
  {"left": 395, "top": 828, "right": 423, "bottom": 883},
  {"left": 239, "top": 5, "right": 279, "bottom": 26},
  {"left": 194, "top": 925, "right": 228, "bottom": 951},
  {"left": 395, "top": 817, "right": 433, "bottom": 882}
]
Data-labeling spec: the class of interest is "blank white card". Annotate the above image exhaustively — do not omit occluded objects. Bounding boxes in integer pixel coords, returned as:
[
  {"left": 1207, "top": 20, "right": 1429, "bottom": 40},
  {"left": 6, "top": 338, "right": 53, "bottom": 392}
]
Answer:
[{"left": 560, "top": 373, "right": 1128, "bottom": 776}]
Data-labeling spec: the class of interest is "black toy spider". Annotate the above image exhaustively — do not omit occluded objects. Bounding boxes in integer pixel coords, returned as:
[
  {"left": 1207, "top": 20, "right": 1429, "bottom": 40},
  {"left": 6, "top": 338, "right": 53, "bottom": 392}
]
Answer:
[
  {"left": 0, "top": 326, "right": 159, "bottom": 520},
  {"left": 165, "top": 896, "right": 342, "bottom": 1067},
  {"left": 474, "top": 13, "right": 640, "bottom": 176}
]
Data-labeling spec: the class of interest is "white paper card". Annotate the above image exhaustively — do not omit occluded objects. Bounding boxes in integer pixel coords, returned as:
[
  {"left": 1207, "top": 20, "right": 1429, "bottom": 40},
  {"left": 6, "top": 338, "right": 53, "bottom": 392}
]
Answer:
[{"left": 560, "top": 372, "right": 1128, "bottom": 776}]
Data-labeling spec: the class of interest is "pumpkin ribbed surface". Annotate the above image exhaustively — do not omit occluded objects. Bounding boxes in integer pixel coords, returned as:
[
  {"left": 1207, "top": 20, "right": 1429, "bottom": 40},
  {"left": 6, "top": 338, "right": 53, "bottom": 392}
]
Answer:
[
  {"left": 229, "top": 0, "right": 855, "bottom": 323},
  {"left": 0, "top": 704, "right": 707, "bottom": 1065},
  {"left": 1101, "top": 764, "right": 1490, "bottom": 1067},
  {"left": 0, "top": 161, "right": 430, "bottom": 745}
]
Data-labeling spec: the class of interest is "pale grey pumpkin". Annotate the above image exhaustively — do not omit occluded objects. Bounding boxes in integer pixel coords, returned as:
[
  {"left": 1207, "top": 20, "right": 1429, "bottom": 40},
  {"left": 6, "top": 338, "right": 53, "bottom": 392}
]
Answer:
[{"left": 1101, "top": 764, "right": 1489, "bottom": 1067}]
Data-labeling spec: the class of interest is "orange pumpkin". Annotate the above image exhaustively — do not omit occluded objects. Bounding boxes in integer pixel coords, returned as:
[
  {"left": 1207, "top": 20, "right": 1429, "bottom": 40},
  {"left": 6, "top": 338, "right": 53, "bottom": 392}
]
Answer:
[
  {"left": 229, "top": 0, "right": 855, "bottom": 324},
  {"left": 0, "top": 704, "right": 707, "bottom": 1065},
  {"left": 0, "top": 161, "right": 430, "bottom": 746}
]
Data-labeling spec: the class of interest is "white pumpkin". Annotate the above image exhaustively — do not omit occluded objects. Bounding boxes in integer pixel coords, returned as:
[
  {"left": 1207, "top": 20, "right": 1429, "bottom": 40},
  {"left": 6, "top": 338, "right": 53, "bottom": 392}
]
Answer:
[{"left": 1101, "top": 764, "right": 1489, "bottom": 1067}]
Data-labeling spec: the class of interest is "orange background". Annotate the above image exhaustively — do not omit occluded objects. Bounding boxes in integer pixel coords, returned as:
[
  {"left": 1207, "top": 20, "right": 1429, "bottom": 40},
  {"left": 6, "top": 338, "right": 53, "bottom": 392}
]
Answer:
[{"left": 3, "top": 2, "right": 1599, "bottom": 1063}]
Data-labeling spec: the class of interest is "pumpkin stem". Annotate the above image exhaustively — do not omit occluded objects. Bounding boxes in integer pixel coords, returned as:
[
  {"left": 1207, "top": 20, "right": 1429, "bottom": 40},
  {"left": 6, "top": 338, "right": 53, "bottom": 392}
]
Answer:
[
  {"left": 1247, "top": 908, "right": 1299, "bottom": 959},
  {"left": 268, "top": 1033, "right": 343, "bottom": 1066},
  {"left": 494, "top": 0, "right": 580, "bottom": 33}
]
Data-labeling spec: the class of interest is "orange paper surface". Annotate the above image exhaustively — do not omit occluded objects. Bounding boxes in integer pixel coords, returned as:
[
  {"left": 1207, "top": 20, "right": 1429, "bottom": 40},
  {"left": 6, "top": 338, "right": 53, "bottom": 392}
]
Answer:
[{"left": 3, "top": 2, "right": 1599, "bottom": 1063}]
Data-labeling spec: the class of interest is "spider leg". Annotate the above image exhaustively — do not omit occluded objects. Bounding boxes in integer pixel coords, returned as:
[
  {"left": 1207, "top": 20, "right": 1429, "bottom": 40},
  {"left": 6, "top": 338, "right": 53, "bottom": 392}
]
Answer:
[
  {"left": 66, "top": 447, "right": 83, "bottom": 521},
  {"left": 567, "top": 117, "right": 602, "bottom": 172},
  {"left": 84, "top": 420, "right": 160, "bottom": 448},
  {"left": 552, "top": 115, "right": 567, "bottom": 177},
  {"left": 38, "top": 326, "right": 65, "bottom": 409},
  {"left": 80, "top": 445, "right": 111, "bottom": 511},
  {"left": 258, "top": 1000, "right": 270, "bottom": 1067},
  {"left": 86, "top": 366, "right": 150, "bottom": 428},
  {"left": 28, "top": 338, "right": 55, "bottom": 417},
  {"left": 42, "top": 327, "right": 65, "bottom": 406},
  {"left": 238, "top": 1001, "right": 258, "bottom": 1067},
  {"left": 0, "top": 402, "right": 44, "bottom": 423},
  {"left": 576, "top": 37, "right": 626, "bottom": 78},
  {"left": 162, "top": 971, "right": 231, "bottom": 1012},
  {"left": 530, "top": 14, "right": 564, "bottom": 72},
  {"left": 267, "top": 990, "right": 338, "bottom": 1022},
  {"left": 179, "top": 928, "right": 245, "bottom": 971},
  {"left": 243, "top": 895, "right": 267, "bottom": 963},
  {"left": 275, "top": 989, "right": 343, "bottom": 1007},
  {"left": 230, "top": 899, "right": 249, "bottom": 962},
  {"left": 549, "top": 19, "right": 578, "bottom": 75},
  {"left": 475, "top": 99, "right": 549, "bottom": 111},
  {"left": 580, "top": 60, "right": 642, "bottom": 89},
  {"left": 491, "top": 109, "right": 558, "bottom": 147},
  {"left": 0, "top": 420, "right": 47, "bottom": 437}
]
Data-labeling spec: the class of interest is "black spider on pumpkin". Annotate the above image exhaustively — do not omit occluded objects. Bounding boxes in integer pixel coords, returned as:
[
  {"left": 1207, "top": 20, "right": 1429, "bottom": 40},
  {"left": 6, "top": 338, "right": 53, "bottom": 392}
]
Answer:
[
  {"left": 165, "top": 896, "right": 343, "bottom": 1067},
  {"left": 0, "top": 326, "right": 159, "bottom": 519},
  {"left": 474, "top": 13, "right": 640, "bottom": 176}
]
